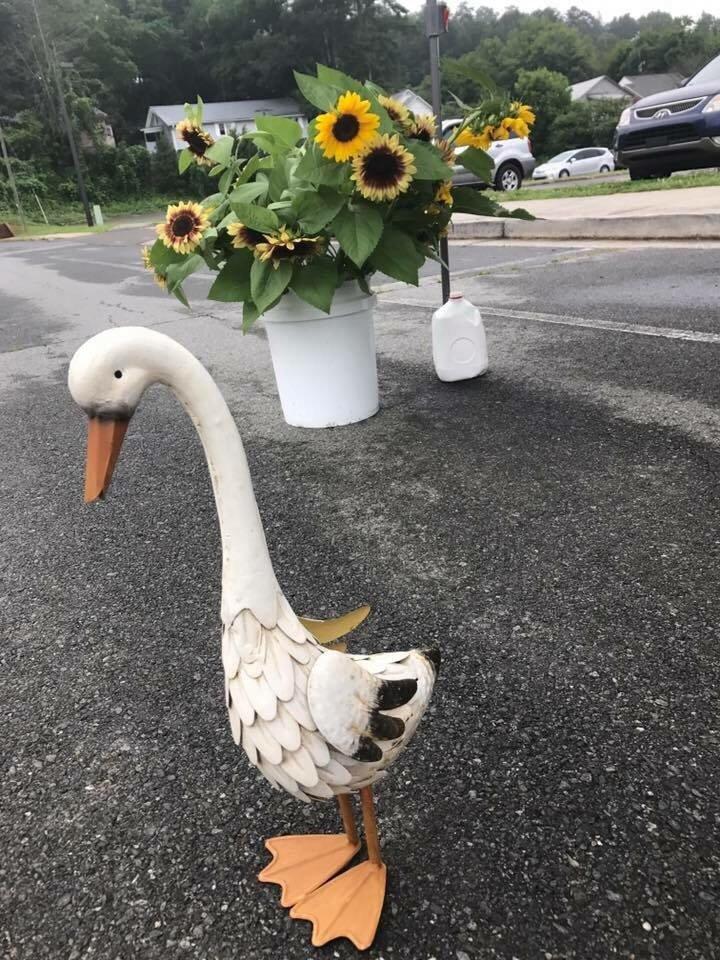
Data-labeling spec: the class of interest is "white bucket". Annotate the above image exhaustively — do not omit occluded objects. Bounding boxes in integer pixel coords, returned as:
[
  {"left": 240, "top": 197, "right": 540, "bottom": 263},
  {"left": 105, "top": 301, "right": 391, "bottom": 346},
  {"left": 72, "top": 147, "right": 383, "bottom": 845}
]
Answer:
[{"left": 262, "top": 282, "right": 379, "bottom": 428}]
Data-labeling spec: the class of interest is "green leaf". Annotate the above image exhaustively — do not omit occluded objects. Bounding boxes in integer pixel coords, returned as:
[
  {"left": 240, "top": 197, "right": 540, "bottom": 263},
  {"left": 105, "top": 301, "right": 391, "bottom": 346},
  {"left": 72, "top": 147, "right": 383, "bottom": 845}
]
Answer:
[
  {"left": 458, "top": 146, "right": 493, "bottom": 181},
  {"left": 369, "top": 227, "right": 423, "bottom": 285},
  {"left": 244, "top": 130, "right": 279, "bottom": 154},
  {"left": 292, "top": 188, "right": 346, "bottom": 234},
  {"left": 202, "top": 192, "right": 224, "bottom": 209},
  {"left": 447, "top": 62, "right": 499, "bottom": 95},
  {"left": 331, "top": 205, "right": 383, "bottom": 267},
  {"left": 229, "top": 181, "right": 267, "bottom": 205},
  {"left": 207, "top": 249, "right": 254, "bottom": 302},
  {"left": 148, "top": 239, "right": 187, "bottom": 271},
  {"left": 242, "top": 299, "right": 260, "bottom": 332},
  {"left": 294, "top": 144, "right": 349, "bottom": 188},
  {"left": 451, "top": 186, "right": 500, "bottom": 217},
  {"left": 219, "top": 168, "right": 234, "bottom": 194},
  {"left": 316, "top": 64, "right": 355, "bottom": 89},
  {"left": 294, "top": 71, "right": 340, "bottom": 112},
  {"left": 172, "top": 285, "right": 190, "bottom": 308},
  {"left": 250, "top": 257, "right": 293, "bottom": 314},
  {"left": 230, "top": 202, "right": 280, "bottom": 233},
  {"left": 205, "top": 135, "right": 233, "bottom": 167},
  {"left": 268, "top": 158, "right": 289, "bottom": 202},
  {"left": 236, "top": 153, "right": 274, "bottom": 185},
  {"left": 255, "top": 114, "right": 302, "bottom": 148},
  {"left": 178, "top": 148, "right": 194, "bottom": 173},
  {"left": 406, "top": 140, "right": 453, "bottom": 180},
  {"left": 165, "top": 253, "right": 205, "bottom": 292},
  {"left": 290, "top": 257, "right": 338, "bottom": 313}
]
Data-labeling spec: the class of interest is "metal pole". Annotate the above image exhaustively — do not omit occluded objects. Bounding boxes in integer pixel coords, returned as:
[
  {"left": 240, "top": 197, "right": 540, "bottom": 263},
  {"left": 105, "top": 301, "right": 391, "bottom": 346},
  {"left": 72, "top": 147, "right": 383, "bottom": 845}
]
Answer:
[
  {"left": 0, "top": 121, "right": 28, "bottom": 232},
  {"left": 54, "top": 67, "right": 94, "bottom": 226},
  {"left": 426, "top": 0, "right": 451, "bottom": 303},
  {"left": 30, "top": 0, "right": 94, "bottom": 226}
]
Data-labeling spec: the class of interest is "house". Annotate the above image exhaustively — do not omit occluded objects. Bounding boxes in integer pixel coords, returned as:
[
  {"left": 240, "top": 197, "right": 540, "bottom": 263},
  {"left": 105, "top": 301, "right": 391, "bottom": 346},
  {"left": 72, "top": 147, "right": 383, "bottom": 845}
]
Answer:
[
  {"left": 392, "top": 89, "right": 434, "bottom": 116},
  {"left": 619, "top": 73, "right": 684, "bottom": 100},
  {"left": 142, "top": 98, "right": 307, "bottom": 153},
  {"left": 569, "top": 76, "right": 630, "bottom": 102}
]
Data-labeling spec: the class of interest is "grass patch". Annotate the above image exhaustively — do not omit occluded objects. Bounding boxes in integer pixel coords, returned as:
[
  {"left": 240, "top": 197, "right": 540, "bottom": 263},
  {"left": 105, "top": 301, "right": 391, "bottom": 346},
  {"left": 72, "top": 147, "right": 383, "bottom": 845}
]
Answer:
[
  {"left": 512, "top": 170, "right": 720, "bottom": 202},
  {"left": 0, "top": 194, "right": 180, "bottom": 233}
]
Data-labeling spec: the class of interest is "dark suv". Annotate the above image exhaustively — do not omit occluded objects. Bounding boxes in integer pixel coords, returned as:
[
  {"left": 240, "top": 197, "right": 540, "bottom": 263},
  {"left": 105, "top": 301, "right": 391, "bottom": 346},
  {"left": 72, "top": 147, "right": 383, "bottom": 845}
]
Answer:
[{"left": 614, "top": 52, "right": 720, "bottom": 180}]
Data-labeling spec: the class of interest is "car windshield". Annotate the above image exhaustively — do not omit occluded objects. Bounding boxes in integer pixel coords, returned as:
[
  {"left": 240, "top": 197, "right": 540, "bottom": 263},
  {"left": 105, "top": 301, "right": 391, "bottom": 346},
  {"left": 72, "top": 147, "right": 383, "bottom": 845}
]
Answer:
[
  {"left": 688, "top": 53, "right": 720, "bottom": 86},
  {"left": 547, "top": 151, "right": 576, "bottom": 163}
]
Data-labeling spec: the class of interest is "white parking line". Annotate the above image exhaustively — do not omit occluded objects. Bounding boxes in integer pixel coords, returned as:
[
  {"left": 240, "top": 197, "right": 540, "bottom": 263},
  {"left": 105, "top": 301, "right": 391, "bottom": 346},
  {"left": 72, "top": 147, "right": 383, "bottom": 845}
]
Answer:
[{"left": 381, "top": 299, "right": 720, "bottom": 344}]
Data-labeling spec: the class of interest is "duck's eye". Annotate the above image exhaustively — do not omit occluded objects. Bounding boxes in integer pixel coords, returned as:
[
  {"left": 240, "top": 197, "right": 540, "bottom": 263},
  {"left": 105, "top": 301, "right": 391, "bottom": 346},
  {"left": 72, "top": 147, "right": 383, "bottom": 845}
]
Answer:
[{"left": 114, "top": 370, "right": 123, "bottom": 379}]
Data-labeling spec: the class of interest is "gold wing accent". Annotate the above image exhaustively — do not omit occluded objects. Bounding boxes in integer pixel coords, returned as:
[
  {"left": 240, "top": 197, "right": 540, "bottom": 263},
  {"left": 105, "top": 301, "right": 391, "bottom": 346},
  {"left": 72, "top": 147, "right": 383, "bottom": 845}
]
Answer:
[{"left": 299, "top": 605, "right": 371, "bottom": 652}]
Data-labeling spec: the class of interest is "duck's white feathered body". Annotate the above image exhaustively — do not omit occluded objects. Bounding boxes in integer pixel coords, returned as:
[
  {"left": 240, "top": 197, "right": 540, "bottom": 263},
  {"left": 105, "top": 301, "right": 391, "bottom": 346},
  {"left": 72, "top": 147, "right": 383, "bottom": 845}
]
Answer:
[
  {"left": 223, "top": 596, "right": 437, "bottom": 801},
  {"left": 68, "top": 326, "right": 439, "bottom": 806}
]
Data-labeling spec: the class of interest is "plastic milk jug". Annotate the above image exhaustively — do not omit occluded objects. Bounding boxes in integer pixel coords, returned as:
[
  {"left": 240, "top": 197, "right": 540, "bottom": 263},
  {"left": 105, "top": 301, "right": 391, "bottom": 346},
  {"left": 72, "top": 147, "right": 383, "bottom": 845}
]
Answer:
[{"left": 431, "top": 292, "right": 488, "bottom": 382}]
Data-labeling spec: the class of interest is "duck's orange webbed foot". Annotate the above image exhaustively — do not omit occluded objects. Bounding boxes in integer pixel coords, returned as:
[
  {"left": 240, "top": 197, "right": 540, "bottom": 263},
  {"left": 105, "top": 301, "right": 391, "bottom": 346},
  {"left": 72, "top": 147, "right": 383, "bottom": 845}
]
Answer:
[
  {"left": 289, "top": 859, "right": 387, "bottom": 949},
  {"left": 258, "top": 832, "right": 360, "bottom": 907}
]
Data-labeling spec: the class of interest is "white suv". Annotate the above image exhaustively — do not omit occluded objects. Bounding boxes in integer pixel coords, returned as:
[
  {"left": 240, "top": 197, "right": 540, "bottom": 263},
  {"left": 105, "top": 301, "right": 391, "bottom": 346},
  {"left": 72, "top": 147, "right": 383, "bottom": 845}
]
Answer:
[{"left": 442, "top": 118, "right": 537, "bottom": 191}]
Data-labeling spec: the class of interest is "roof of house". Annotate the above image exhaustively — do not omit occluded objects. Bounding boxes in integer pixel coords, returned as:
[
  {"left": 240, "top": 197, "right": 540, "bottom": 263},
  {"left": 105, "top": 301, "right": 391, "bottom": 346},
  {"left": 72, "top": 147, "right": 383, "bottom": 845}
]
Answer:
[
  {"left": 146, "top": 98, "right": 304, "bottom": 127},
  {"left": 619, "top": 73, "right": 684, "bottom": 98},
  {"left": 569, "top": 75, "right": 629, "bottom": 101}
]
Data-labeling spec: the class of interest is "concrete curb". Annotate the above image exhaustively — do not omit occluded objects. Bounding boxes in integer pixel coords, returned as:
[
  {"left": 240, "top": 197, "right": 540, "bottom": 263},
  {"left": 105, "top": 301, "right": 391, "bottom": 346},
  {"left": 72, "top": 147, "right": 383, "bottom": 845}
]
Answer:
[{"left": 451, "top": 213, "right": 720, "bottom": 241}]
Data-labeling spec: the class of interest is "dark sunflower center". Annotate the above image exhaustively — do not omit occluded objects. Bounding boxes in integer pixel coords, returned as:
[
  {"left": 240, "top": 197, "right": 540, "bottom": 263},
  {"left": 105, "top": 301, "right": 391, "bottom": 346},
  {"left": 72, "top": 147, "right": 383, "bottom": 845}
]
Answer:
[
  {"left": 241, "top": 227, "right": 265, "bottom": 246},
  {"left": 171, "top": 214, "right": 196, "bottom": 237},
  {"left": 414, "top": 127, "right": 432, "bottom": 142},
  {"left": 272, "top": 244, "right": 295, "bottom": 260},
  {"left": 185, "top": 128, "right": 209, "bottom": 155},
  {"left": 333, "top": 113, "right": 360, "bottom": 142},
  {"left": 362, "top": 148, "right": 404, "bottom": 187}
]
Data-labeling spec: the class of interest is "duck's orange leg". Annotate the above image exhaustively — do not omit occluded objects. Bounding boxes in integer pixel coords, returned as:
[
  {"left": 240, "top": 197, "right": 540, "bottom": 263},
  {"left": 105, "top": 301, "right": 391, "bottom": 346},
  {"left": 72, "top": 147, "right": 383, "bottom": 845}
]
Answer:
[
  {"left": 289, "top": 787, "right": 387, "bottom": 950},
  {"left": 258, "top": 794, "right": 360, "bottom": 907}
]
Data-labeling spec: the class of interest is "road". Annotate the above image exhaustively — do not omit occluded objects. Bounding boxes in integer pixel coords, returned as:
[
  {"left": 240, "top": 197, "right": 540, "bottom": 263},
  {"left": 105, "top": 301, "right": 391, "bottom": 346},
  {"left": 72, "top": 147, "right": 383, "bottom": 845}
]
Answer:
[{"left": 1, "top": 227, "right": 719, "bottom": 960}]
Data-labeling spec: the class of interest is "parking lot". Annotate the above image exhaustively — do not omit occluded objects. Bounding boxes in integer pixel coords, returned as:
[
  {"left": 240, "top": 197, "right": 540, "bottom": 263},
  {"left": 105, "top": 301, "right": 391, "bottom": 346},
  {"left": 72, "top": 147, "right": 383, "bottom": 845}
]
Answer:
[{"left": 1, "top": 228, "right": 719, "bottom": 959}]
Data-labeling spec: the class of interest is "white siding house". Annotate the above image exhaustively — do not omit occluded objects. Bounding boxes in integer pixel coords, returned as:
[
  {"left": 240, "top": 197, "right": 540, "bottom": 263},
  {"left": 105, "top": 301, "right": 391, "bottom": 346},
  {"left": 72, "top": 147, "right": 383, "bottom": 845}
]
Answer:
[
  {"left": 569, "top": 76, "right": 630, "bottom": 102},
  {"left": 142, "top": 98, "right": 307, "bottom": 153}
]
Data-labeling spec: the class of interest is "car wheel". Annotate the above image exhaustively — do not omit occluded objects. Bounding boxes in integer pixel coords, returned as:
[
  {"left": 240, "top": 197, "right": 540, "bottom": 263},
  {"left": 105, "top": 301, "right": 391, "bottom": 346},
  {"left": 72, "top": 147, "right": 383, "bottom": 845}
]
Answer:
[
  {"left": 629, "top": 167, "right": 668, "bottom": 181},
  {"left": 495, "top": 162, "right": 522, "bottom": 192},
  {"left": 599, "top": 165, "right": 610, "bottom": 173},
  {"left": 558, "top": 169, "right": 570, "bottom": 178}
]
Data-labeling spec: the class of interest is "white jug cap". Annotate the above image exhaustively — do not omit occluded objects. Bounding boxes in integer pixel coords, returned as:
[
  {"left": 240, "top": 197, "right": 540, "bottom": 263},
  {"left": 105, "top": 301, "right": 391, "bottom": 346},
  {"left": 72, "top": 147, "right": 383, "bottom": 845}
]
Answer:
[{"left": 449, "top": 291, "right": 464, "bottom": 300}]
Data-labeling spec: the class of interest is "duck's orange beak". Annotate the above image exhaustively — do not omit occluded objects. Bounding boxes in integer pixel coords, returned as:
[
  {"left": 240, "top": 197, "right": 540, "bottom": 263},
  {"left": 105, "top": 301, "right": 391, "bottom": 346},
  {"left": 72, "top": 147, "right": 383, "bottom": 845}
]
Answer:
[{"left": 84, "top": 416, "right": 129, "bottom": 503}]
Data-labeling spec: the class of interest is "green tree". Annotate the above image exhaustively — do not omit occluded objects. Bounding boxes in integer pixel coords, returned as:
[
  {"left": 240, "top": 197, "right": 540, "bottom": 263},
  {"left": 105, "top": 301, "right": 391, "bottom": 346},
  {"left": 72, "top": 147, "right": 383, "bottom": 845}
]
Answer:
[{"left": 514, "top": 68, "right": 571, "bottom": 157}]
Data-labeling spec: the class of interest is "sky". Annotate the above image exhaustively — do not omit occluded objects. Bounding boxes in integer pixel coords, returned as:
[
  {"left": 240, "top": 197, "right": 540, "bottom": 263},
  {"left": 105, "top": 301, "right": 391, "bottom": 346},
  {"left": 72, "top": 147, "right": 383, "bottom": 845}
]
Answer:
[{"left": 402, "top": 0, "right": 715, "bottom": 19}]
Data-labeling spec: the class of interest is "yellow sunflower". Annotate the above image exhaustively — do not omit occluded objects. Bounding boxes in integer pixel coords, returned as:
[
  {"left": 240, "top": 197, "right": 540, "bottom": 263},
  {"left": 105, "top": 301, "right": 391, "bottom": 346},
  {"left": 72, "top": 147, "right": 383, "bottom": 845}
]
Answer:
[
  {"left": 436, "top": 137, "right": 457, "bottom": 165},
  {"left": 502, "top": 116, "right": 529, "bottom": 138},
  {"left": 227, "top": 221, "right": 266, "bottom": 250},
  {"left": 176, "top": 119, "right": 215, "bottom": 166},
  {"left": 378, "top": 95, "right": 410, "bottom": 127},
  {"left": 315, "top": 91, "right": 380, "bottom": 162},
  {"left": 156, "top": 202, "right": 210, "bottom": 255},
  {"left": 351, "top": 133, "right": 417, "bottom": 202},
  {"left": 255, "top": 227, "right": 325, "bottom": 268},
  {"left": 434, "top": 181, "right": 453, "bottom": 206},
  {"left": 511, "top": 102, "right": 536, "bottom": 126},
  {"left": 141, "top": 244, "right": 168, "bottom": 290},
  {"left": 408, "top": 114, "right": 436, "bottom": 142}
]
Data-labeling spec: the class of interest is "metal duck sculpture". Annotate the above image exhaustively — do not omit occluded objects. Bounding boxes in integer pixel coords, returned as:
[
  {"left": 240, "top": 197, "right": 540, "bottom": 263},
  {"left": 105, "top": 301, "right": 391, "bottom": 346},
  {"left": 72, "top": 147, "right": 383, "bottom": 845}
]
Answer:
[{"left": 68, "top": 327, "right": 440, "bottom": 949}]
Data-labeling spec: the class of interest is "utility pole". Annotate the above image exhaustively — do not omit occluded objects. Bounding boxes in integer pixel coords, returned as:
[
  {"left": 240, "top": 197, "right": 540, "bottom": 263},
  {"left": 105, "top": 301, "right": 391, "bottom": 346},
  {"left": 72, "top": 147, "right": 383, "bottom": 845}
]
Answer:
[
  {"left": 0, "top": 119, "right": 28, "bottom": 232},
  {"left": 30, "top": 0, "right": 94, "bottom": 226},
  {"left": 426, "top": 0, "right": 451, "bottom": 303}
]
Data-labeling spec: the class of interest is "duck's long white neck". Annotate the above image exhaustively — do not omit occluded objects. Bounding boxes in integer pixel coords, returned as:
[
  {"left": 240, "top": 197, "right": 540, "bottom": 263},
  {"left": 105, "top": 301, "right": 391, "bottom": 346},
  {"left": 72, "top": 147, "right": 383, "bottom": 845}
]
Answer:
[{"left": 161, "top": 341, "right": 280, "bottom": 628}]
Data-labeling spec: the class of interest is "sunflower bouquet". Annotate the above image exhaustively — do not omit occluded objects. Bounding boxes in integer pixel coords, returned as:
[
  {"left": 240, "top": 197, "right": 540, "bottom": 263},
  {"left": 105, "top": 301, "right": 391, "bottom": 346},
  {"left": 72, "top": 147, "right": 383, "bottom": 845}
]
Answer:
[{"left": 143, "top": 65, "right": 528, "bottom": 328}]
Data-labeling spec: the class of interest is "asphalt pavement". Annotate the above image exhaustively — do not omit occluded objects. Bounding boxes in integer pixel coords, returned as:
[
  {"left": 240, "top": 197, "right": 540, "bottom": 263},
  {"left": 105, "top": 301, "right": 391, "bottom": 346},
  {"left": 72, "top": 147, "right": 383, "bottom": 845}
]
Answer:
[{"left": 1, "top": 228, "right": 720, "bottom": 960}]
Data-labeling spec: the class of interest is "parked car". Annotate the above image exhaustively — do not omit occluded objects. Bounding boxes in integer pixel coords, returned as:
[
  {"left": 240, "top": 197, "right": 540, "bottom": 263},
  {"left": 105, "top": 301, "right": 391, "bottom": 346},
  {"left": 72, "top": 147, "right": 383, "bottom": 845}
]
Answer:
[
  {"left": 532, "top": 147, "right": 615, "bottom": 180},
  {"left": 442, "top": 118, "right": 536, "bottom": 191},
  {"left": 614, "top": 51, "right": 720, "bottom": 180}
]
